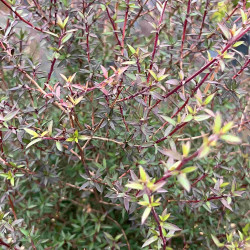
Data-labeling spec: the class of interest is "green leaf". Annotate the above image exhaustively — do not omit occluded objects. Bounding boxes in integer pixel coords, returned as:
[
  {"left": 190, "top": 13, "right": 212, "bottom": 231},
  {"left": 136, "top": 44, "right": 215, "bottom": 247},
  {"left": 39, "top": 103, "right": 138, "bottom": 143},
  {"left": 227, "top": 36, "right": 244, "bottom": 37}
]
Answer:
[
  {"left": 240, "top": 9, "right": 247, "bottom": 24},
  {"left": 127, "top": 44, "right": 136, "bottom": 54},
  {"left": 221, "top": 122, "right": 233, "bottom": 133},
  {"left": 115, "top": 234, "right": 123, "bottom": 241},
  {"left": 104, "top": 232, "right": 114, "bottom": 240},
  {"left": 20, "top": 228, "right": 30, "bottom": 237},
  {"left": 178, "top": 173, "right": 190, "bottom": 192},
  {"left": 182, "top": 166, "right": 197, "bottom": 174},
  {"left": 61, "top": 33, "right": 72, "bottom": 44},
  {"left": 48, "top": 120, "right": 53, "bottom": 136},
  {"left": 199, "top": 146, "right": 210, "bottom": 158},
  {"left": 126, "top": 182, "right": 144, "bottom": 190},
  {"left": 0, "top": 173, "right": 9, "bottom": 178},
  {"left": 221, "top": 134, "right": 241, "bottom": 144},
  {"left": 44, "top": 31, "right": 59, "bottom": 37},
  {"left": 78, "top": 135, "right": 91, "bottom": 140},
  {"left": 204, "top": 93, "right": 215, "bottom": 105},
  {"left": 219, "top": 59, "right": 225, "bottom": 71},
  {"left": 141, "top": 207, "right": 151, "bottom": 224},
  {"left": 169, "top": 161, "right": 181, "bottom": 171},
  {"left": 184, "top": 114, "right": 193, "bottom": 122},
  {"left": 63, "top": 16, "right": 69, "bottom": 27},
  {"left": 158, "top": 74, "right": 169, "bottom": 81},
  {"left": 139, "top": 166, "right": 147, "bottom": 182},
  {"left": 163, "top": 213, "right": 171, "bottom": 221},
  {"left": 211, "top": 234, "right": 224, "bottom": 247},
  {"left": 121, "top": 61, "right": 136, "bottom": 65},
  {"left": 161, "top": 116, "right": 176, "bottom": 126},
  {"left": 57, "top": 15, "right": 64, "bottom": 29},
  {"left": 182, "top": 141, "right": 190, "bottom": 157},
  {"left": 213, "top": 113, "right": 222, "bottom": 133},
  {"left": 187, "top": 105, "right": 193, "bottom": 114},
  {"left": 142, "top": 236, "right": 158, "bottom": 248},
  {"left": 218, "top": 23, "right": 231, "bottom": 40},
  {"left": 115, "top": 18, "right": 124, "bottom": 23},
  {"left": 233, "top": 41, "right": 244, "bottom": 48},
  {"left": 24, "top": 128, "right": 39, "bottom": 137},
  {"left": 220, "top": 182, "right": 229, "bottom": 188},
  {"left": 163, "top": 223, "right": 181, "bottom": 231},
  {"left": 194, "top": 115, "right": 211, "bottom": 122},
  {"left": 66, "top": 137, "right": 74, "bottom": 142},
  {"left": 152, "top": 181, "right": 165, "bottom": 192},
  {"left": 207, "top": 50, "right": 212, "bottom": 61},
  {"left": 10, "top": 177, "right": 15, "bottom": 186},
  {"left": 56, "top": 141, "right": 63, "bottom": 151},
  {"left": 148, "top": 70, "right": 157, "bottom": 81},
  {"left": 26, "top": 138, "right": 42, "bottom": 149},
  {"left": 3, "top": 109, "right": 19, "bottom": 121},
  {"left": 41, "top": 131, "right": 48, "bottom": 137}
]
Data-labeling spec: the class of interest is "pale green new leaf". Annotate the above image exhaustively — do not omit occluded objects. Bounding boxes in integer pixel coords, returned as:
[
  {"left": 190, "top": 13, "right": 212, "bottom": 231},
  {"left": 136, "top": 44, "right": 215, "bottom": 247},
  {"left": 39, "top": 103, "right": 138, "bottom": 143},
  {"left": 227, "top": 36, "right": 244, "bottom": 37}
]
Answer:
[
  {"left": 218, "top": 23, "right": 231, "bottom": 40},
  {"left": 213, "top": 113, "right": 222, "bottom": 133},
  {"left": 163, "top": 222, "right": 181, "bottom": 231},
  {"left": 126, "top": 182, "right": 144, "bottom": 190},
  {"left": 142, "top": 236, "right": 158, "bottom": 248},
  {"left": 211, "top": 234, "right": 224, "bottom": 247},
  {"left": 26, "top": 138, "right": 42, "bottom": 149},
  {"left": 178, "top": 173, "right": 190, "bottom": 192},
  {"left": 182, "top": 166, "right": 197, "bottom": 174},
  {"left": 204, "top": 93, "right": 215, "bottom": 105},
  {"left": 199, "top": 146, "right": 210, "bottom": 158},
  {"left": 141, "top": 207, "right": 151, "bottom": 224},
  {"left": 121, "top": 61, "right": 136, "bottom": 65},
  {"left": 233, "top": 41, "right": 244, "bottom": 47},
  {"left": 139, "top": 166, "right": 147, "bottom": 182},
  {"left": 61, "top": 33, "right": 72, "bottom": 44},
  {"left": 148, "top": 70, "right": 157, "bottom": 81},
  {"left": 221, "top": 134, "right": 241, "bottom": 144},
  {"left": 194, "top": 115, "right": 211, "bottom": 122},
  {"left": 78, "top": 135, "right": 91, "bottom": 140},
  {"left": 24, "top": 128, "right": 39, "bottom": 137},
  {"left": 127, "top": 44, "right": 136, "bottom": 54},
  {"left": 221, "top": 122, "right": 233, "bottom": 133},
  {"left": 161, "top": 116, "right": 176, "bottom": 126},
  {"left": 183, "top": 114, "right": 193, "bottom": 122},
  {"left": 56, "top": 141, "right": 63, "bottom": 151}
]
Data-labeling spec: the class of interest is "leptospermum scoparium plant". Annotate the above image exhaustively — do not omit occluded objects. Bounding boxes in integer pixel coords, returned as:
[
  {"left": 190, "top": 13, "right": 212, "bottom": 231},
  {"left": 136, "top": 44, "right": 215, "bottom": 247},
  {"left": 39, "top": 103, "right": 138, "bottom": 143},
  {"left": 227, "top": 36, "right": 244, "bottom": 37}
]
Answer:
[{"left": 0, "top": 0, "right": 249, "bottom": 249}]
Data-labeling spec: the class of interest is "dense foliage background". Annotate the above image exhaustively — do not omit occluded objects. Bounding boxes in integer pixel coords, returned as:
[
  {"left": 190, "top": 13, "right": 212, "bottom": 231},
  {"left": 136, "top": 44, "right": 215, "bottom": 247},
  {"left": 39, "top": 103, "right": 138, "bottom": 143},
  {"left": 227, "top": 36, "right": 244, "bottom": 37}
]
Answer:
[{"left": 0, "top": 0, "right": 249, "bottom": 249}]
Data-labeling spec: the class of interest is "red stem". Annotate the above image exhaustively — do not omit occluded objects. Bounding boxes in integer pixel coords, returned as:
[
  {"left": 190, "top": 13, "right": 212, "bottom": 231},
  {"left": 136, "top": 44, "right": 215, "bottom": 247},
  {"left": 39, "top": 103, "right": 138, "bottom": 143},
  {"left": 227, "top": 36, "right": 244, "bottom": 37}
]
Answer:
[
  {"left": 146, "top": 0, "right": 168, "bottom": 84},
  {"left": 106, "top": 7, "right": 122, "bottom": 47},
  {"left": 148, "top": 25, "right": 250, "bottom": 114},
  {"left": 183, "top": 195, "right": 226, "bottom": 203},
  {"left": 8, "top": 195, "right": 17, "bottom": 220},
  {"left": 121, "top": 0, "right": 130, "bottom": 54},
  {"left": 198, "top": 0, "right": 209, "bottom": 40},
  {"left": 180, "top": 0, "right": 191, "bottom": 69},
  {"left": 0, "top": 0, "right": 44, "bottom": 33},
  {"left": 151, "top": 207, "right": 167, "bottom": 248},
  {"left": 45, "top": 33, "right": 64, "bottom": 89},
  {"left": 0, "top": 239, "right": 12, "bottom": 248},
  {"left": 155, "top": 122, "right": 187, "bottom": 144},
  {"left": 232, "top": 59, "right": 250, "bottom": 79},
  {"left": 86, "top": 23, "right": 91, "bottom": 62}
]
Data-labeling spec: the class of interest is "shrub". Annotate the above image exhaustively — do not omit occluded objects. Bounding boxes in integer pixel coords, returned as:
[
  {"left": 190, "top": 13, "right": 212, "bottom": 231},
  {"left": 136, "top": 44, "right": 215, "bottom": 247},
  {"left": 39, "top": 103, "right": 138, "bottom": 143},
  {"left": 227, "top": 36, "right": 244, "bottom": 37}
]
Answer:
[{"left": 0, "top": 0, "right": 249, "bottom": 249}]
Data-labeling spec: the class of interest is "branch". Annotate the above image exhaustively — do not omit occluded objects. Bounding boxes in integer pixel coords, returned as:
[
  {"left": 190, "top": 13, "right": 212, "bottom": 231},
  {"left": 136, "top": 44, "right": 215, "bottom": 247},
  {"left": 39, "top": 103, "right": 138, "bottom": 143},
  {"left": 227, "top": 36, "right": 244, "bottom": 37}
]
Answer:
[
  {"left": 146, "top": 0, "right": 168, "bottom": 84},
  {"left": 0, "top": 0, "right": 44, "bottom": 33},
  {"left": 198, "top": 0, "right": 210, "bottom": 40},
  {"left": 180, "top": 0, "right": 191, "bottom": 69},
  {"left": 148, "top": 25, "right": 250, "bottom": 114}
]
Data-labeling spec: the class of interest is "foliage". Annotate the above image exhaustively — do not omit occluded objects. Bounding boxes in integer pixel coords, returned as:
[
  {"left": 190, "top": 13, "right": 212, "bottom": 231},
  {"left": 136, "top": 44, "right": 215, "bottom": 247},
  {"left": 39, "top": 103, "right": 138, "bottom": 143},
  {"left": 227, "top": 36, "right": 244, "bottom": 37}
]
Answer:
[{"left": 0, "top": 0, "right": 249, "bottom": 249}]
